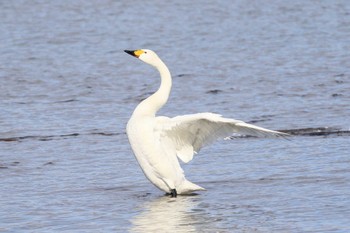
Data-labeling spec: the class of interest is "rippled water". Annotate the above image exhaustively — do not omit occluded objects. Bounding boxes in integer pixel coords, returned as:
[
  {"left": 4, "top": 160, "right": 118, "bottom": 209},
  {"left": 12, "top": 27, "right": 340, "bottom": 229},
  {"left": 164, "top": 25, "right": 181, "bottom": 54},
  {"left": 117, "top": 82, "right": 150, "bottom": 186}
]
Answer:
[{"left": 1, "top": 0, "right": 350, "bottom": 232}]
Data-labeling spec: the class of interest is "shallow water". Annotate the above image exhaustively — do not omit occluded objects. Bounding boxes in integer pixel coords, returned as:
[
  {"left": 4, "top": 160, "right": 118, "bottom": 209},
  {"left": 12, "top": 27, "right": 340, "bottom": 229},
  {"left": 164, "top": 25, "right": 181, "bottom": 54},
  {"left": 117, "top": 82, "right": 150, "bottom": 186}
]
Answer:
[{"left": 1, "top": 0, "right": 350, "bottom": 232}]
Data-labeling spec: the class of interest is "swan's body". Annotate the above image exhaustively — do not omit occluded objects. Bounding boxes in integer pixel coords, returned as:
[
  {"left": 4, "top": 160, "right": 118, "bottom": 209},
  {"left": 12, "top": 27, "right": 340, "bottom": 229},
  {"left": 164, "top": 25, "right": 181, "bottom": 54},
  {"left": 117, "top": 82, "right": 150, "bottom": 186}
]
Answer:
[{"left": 124, "top": 49, "right": 287, "bottom": 197}]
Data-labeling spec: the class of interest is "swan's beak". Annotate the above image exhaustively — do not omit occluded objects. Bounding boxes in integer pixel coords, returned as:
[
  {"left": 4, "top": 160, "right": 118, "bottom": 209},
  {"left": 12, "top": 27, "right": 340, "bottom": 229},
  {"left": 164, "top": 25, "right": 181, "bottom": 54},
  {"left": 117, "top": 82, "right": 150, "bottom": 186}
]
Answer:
[{"left": 124, "top": 50, "right": 144, "bottom": 58}]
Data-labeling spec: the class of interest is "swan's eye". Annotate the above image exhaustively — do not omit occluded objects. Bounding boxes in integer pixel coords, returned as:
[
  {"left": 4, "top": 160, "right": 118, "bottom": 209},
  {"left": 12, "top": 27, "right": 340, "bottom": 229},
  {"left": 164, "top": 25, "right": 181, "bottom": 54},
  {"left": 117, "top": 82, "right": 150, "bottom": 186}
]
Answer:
[{"left": 144, "top": 51, "right": 147, "bottom": 54}]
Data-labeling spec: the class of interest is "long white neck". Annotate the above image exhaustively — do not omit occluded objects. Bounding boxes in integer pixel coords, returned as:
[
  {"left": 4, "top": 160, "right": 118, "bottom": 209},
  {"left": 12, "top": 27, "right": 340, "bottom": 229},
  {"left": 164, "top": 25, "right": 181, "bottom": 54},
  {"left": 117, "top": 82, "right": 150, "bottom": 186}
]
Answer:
[{"left": 133, "top": 59, "right": 172, "bottom": 117}]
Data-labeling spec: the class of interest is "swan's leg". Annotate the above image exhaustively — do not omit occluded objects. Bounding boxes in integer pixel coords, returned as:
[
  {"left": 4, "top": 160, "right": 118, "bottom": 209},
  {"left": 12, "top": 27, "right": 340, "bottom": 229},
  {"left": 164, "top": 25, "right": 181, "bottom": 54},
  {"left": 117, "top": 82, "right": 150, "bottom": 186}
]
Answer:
[
  {"left": 170, "top": 189, "right": 177, "bottom": 198},
  {"left": 162, "top": 178, "right": 177, "bottom": 197}
]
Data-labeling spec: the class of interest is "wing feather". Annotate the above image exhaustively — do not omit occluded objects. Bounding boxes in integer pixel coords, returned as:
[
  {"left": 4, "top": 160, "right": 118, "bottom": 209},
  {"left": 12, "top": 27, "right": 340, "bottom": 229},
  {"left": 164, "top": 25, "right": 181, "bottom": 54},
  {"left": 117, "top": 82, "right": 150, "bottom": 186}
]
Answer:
[{"left": 155, "top": 113, "right": 288, "bottom": 163}]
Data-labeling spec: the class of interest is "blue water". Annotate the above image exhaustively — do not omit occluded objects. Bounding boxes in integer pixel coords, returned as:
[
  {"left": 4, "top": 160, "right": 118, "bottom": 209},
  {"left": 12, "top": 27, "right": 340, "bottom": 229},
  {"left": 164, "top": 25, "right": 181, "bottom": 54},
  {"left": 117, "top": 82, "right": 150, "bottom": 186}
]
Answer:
[{"left": 1, "top": 0, "right": 350, "bottom": 232}]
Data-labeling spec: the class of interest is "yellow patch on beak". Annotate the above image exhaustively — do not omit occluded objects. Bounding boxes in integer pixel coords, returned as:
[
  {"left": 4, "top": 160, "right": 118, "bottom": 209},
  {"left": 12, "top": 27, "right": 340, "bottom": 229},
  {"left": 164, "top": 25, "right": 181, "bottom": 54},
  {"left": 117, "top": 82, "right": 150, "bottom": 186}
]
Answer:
[{"left": 134, "top": 50, "right": 145, "bottom": 58}]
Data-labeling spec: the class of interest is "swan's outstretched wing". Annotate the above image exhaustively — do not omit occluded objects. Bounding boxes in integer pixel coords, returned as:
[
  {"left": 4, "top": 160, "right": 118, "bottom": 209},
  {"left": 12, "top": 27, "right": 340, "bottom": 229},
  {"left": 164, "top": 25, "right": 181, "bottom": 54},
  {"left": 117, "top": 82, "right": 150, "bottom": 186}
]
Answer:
[{"left": 155, "top": 113, "right": 288, "bottom": 163}]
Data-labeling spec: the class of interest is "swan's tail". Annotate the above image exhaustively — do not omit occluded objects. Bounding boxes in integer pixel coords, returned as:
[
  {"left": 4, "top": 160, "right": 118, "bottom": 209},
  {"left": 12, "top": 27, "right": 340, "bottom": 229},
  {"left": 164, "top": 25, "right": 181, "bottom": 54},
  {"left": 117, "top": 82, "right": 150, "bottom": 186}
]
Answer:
[{"left": 177, "top": 179, "right": 205, "bottom": 194}]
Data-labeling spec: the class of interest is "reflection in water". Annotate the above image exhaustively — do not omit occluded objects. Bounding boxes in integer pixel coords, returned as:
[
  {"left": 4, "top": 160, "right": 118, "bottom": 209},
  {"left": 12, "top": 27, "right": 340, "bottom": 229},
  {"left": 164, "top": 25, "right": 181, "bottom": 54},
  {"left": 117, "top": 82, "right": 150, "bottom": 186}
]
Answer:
[{"left": 130, "top": 195, "right": 202, "bottom": 233}]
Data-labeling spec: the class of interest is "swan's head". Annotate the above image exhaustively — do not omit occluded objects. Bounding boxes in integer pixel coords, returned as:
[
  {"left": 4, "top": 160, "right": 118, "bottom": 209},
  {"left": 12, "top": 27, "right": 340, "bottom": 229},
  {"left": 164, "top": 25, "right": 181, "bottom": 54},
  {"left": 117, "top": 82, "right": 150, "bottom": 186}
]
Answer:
[{"left": 124, "top": 49, "right": 161, "bottom": 67}]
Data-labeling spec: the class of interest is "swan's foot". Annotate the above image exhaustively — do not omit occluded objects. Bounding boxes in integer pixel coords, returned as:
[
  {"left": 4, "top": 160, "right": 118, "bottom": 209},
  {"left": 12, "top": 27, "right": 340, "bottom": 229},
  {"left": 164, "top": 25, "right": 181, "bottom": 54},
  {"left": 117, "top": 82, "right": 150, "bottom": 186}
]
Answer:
[{"left": 170, "top": 189, "right": 177, "bottom": 198}]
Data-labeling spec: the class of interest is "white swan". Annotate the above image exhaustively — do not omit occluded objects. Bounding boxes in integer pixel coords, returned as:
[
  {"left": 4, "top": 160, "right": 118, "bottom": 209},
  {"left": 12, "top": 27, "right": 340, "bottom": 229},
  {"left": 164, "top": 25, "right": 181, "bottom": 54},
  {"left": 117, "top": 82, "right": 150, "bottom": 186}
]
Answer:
[{"left": 124, "top": 49, "right": 287, "bottom": 197}]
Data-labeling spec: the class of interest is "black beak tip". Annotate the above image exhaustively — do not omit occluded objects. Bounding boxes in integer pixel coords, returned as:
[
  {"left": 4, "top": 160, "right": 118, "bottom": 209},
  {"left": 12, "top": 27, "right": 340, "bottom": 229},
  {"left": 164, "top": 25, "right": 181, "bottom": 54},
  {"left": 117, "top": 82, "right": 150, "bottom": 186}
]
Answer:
[{"left": 124, "top": 50, "right": 135, "bottom": 56}]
